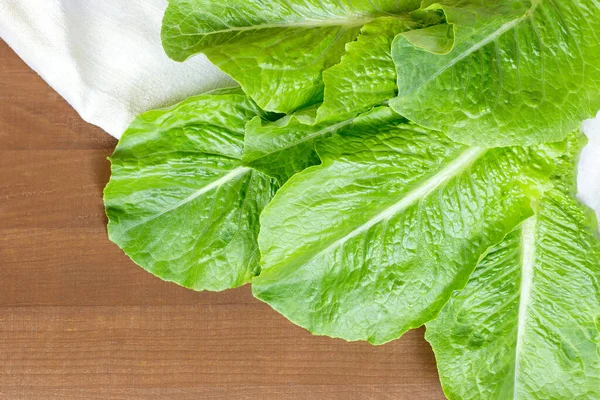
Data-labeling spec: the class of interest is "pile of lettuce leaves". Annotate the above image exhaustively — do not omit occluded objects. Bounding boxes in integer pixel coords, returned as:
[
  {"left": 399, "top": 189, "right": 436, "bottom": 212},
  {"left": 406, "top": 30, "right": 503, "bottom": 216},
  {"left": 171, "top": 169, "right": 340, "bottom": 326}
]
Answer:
[{"left": 103, "top": 0, "right": 600, "bottom": 397}]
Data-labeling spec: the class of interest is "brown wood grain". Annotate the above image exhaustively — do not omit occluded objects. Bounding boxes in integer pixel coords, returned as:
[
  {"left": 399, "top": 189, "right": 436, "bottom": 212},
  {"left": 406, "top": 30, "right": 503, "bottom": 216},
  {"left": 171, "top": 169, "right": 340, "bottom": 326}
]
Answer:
[{"left": 0, "top": 40, "right": 445, "bottom": 400}]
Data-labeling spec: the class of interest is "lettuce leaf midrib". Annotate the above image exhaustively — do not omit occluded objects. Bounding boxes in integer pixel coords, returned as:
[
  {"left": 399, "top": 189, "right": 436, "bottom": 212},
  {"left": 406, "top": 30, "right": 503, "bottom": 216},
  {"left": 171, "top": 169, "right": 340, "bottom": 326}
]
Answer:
[
  {"left": 168, "top": 16, "right": 377, "bottom": 36},
  {"left": 512, "top": 216, "right": 537, "bottom": 398},
  {"left": 266, "top": 146, "right": 486, "bottom": 274}
]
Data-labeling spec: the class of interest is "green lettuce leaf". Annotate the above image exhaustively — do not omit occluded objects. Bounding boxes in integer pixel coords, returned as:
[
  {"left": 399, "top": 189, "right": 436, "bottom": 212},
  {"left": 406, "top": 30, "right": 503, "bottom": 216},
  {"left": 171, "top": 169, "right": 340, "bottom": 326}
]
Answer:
[
  {"left": 316, "top": 17, "right": 409, "bottom": 123},
  {"left": 104, "top": 88, "right": 278, "bottom": 291},
  {"left": 390, "top": 0, "right": 600, "bottom": 146},
  {"left": 161, "top": 0, "right": 421, "bottom": 114},
  {"left": 426, "top": 133, "right": 600, "bottom": 399},
  {"left": 252, "top": 106, "right": 557, "bottom": 345},
  {"left": 316, "top": 11, "right": 444, "bottom": 123}
]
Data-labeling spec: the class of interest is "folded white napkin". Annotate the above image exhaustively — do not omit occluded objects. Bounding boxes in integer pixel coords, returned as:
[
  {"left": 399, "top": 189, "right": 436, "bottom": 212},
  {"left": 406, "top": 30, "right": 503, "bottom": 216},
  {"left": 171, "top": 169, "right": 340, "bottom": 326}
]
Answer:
[
  {"left": 0, "top": 0, "right": 234, "bottom": 138},
  {"left": 1, "top": 0, "right": 599, "bottom": 217}
]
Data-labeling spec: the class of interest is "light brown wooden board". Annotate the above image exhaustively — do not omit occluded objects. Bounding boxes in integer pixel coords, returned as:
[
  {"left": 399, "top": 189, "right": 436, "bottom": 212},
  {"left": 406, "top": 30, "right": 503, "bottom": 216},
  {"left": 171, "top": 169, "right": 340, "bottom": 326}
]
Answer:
[{"left": 0, "top": 40, "right": 445, "bottom": 400}]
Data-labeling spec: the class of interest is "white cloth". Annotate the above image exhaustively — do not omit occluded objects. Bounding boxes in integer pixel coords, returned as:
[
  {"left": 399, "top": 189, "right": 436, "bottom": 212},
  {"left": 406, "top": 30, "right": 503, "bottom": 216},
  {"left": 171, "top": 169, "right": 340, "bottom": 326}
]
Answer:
[
  {"left": 0, "top": 0, "right": 234, "bottom": 138},
  {"left": 1, "top": 0, "right": 599, "bottom": 219},
  {"left": 580, "top": 113, "right": 600, "bottom": 216}
]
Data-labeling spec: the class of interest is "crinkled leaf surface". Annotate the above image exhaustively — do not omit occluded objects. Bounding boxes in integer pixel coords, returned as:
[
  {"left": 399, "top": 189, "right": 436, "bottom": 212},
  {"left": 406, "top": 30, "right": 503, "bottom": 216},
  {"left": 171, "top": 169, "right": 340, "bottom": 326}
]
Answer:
[
  {"left": 390, "top": 0, "right": 600, "bottom": 146},
  {"left": 426, "top": 134, "right": 600, "bottom": 399},
  {"left": 316, "top": 13, "right": 437, "bottom": 123},
  {"left": 161, "top": 0, "right": 421, "bottom": 114},
  {"left": 252, "top": 106, "right": 556, "bottom": 345},
  {"left": 104, "top": 89, "right": 278, "bottom": 291}
]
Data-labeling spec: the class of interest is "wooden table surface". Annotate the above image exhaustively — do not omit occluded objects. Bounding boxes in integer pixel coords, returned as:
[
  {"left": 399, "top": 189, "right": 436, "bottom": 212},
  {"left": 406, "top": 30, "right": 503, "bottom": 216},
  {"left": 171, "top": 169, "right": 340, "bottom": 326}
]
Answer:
[{"left": 0, "top": 41, "right": 445, "bottom": 400}]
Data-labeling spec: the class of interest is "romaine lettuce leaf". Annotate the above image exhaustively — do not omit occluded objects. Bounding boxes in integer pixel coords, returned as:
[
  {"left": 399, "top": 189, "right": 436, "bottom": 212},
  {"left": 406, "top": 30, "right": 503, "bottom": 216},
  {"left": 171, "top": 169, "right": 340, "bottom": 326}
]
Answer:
[
  {"left": 390, "top": 0, "right": 600, "bottom": 146},
  {"left": 316, "top": 12, "right": 444, "bottom": 123},
  {"left": 161, "top": 0, "right": 422, "bottom": 114},
  {"left": 252, "top": 106, "right": 557, "bottom": 345},
  {"left": 426, "top": 133, "right": 600, "bottom": 399},
  {"left": 317, "top": 9, "right": 446, "bottom": 123},
  {"left": 315, "top": 17, "right": 408, "bottom": 123},
  {"left": 104, "top": 88, "right": 278, "bottom": 291}
]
